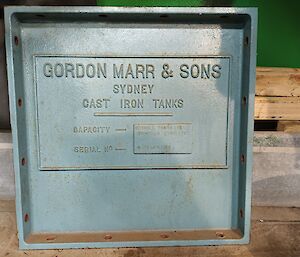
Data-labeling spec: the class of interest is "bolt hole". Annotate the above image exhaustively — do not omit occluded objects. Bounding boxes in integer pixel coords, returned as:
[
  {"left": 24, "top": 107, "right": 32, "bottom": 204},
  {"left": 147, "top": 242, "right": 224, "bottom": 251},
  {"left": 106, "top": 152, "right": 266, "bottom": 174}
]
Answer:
[
  {"left": 24, "top": 213, "right": 29, "bottom": 223},
  {"left": 245, "top": 36, "right": 249, "bottom": 46},
  {"left": 240, "top": 209, "right": 244, "bottom": 218},
  {"left": 36, "top": 14, "right": 45, "bottom": 18},
  {"left": 104, "top": 234, "right": 112, "bottom": 240},
  {"left": 160, "top": 233, "right": 169, "bottom": 239},
  {"left": 216, "top": 232, "right": 225, "bottom": 238},
  {"left": 242, "top": 96, "right": 247, "bottom": 105},
  {"left": 160, "top": 14, "right": 168, "bottom": 18},
  {"left": 21, "top": 158, "right": 26, "bottom": 166},
  {"left": 241, "top": 154, "right": 245, "bottom": 163},
  {"left": 14, "top": 36, "right": 19, "bottom": 46},
  {"left": 98, "top": 14, "right": 108, "bottom": 18},
  {"left": 17, "top": 98, "right": 22, "bottom": 107}
]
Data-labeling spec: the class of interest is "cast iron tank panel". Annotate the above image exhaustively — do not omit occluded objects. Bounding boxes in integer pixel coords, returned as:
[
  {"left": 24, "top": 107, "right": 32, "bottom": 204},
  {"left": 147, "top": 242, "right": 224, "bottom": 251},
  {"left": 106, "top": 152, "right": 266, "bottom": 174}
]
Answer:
[{"left": 5, "top": 6, "right": 257, "bottom": 249}]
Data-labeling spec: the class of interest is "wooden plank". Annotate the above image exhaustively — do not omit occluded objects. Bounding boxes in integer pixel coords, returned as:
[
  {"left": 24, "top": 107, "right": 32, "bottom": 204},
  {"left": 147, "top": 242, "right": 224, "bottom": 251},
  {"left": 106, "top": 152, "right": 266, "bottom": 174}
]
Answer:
[
  {"left": 0, "top": 201, "right": 299, "bottom": 257},
  {"left": 255, "top": 96, "right": 300, "bottom": 120},
  {"left": 256, "top": 67, "right": 300, "bottom": 97},
  {"left": 256, "top": 67, "right": 300, "bottom": 120},
  {"left": 277, "top": 121, "right": 300, "bottom": 133}
]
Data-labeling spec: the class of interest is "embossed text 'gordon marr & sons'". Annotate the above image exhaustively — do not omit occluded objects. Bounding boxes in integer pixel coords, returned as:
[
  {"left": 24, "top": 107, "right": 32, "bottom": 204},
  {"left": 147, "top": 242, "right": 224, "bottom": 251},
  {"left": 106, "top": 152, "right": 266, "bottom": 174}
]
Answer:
[{"left": 42, "top": 62, "right": 222, "bottom": 79}]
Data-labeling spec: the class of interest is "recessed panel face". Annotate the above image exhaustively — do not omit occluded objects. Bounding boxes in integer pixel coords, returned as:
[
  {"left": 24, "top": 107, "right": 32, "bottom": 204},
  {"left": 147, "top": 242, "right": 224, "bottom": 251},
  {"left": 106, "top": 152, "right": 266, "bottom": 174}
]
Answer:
[{"left": 36, "top": 56, "right": 230, "bottom": 170}]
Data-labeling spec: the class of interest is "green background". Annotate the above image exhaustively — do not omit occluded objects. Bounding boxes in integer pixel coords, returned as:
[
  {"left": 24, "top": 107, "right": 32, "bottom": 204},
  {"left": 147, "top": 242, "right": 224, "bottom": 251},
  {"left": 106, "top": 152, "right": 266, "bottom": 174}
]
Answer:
[{"left": 97, "top": 0, "right": 300, "bottom": 68}]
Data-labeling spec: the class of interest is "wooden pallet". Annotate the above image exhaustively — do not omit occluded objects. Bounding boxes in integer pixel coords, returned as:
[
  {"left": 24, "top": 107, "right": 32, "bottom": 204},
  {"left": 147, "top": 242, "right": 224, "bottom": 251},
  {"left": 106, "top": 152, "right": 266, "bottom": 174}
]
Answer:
[
  {"left": 0, "top": 200, "right": 299, "bottom": 257},
  {"left": 255, "top": 67, "right": 300, "bottom": 132}
]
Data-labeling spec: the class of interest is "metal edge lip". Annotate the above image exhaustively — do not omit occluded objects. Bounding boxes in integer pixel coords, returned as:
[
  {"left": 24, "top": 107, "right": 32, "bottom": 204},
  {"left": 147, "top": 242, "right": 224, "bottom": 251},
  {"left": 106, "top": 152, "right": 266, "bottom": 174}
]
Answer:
[
  {"left": 20, "top": 237, "right": 250, "bottom": 250},
  {"left": 4, "top": 6, "right": 25, "bottom": 249},
  {"left": 244, "top": 6, "right": 258, "bottom": 241},
  {"left": 4, "top": 6, "right": 257, "bottom": 16}
]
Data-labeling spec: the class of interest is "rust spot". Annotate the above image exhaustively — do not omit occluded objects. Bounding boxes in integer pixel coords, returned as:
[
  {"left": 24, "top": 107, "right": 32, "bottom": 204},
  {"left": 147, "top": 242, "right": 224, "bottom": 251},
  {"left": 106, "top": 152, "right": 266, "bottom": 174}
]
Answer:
[
  {"left": 240, "top": 208, "right": 244, "bottom": 218},
  {"left": 21, "top": 158, "right": 26, "bottom": 166},
  {"left": 216, "top": 232, "right": 225, "bottom": 238},
  {"left": 46, "top": 236, "right": 56, "bottom": 241},
  {"left": 24, "top": 213, "right": 29, "bottom": 223},
  {"left": 17, "top": 98, "right": 22, "bottom": 107},
  {"left": 160, "top": 233, "right": 169, "bottom": 239},
  {"left": 14, "top": 36, "right": 19, "bottom": 46},
  {"left": 104, "top": 234, "right": 112, "bottom": 240},
  {"left": 240, "top": 154, "right": 245, "bottom": 163}
]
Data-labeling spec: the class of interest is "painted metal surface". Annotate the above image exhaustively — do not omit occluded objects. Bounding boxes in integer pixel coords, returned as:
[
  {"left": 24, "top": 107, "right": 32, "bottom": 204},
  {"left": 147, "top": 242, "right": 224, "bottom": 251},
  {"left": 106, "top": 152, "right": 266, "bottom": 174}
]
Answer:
[{"left": 5, "top": 6, "right": 257, "bottom": 249}]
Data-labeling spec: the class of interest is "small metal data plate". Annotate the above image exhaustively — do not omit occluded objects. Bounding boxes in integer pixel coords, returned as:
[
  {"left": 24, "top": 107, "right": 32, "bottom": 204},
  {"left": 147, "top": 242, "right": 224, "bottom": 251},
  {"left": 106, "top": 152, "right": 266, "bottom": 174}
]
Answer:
[
  {"left": 6, "top": 7, "right": 257, "bottom": 249},
  {"left": 36, "top": 56, "right": 230, "bottom": 170}
]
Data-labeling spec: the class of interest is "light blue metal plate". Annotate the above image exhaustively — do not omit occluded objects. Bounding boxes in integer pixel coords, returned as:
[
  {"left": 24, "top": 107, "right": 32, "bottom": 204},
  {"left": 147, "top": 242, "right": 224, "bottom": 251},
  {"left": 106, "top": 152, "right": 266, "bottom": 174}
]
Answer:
[{"left": 5, "top": 6, "right": 257, "bottom": 249}]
